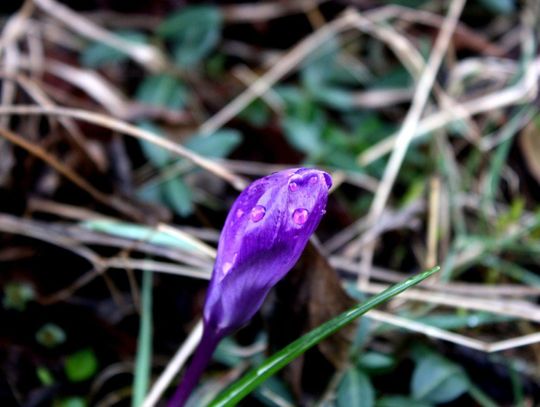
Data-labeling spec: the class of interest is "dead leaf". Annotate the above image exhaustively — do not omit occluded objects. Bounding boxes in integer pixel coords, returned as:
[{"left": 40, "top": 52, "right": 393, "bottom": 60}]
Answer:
[{"left": 266, "top": 240, "right": 356, "bottom": 401}]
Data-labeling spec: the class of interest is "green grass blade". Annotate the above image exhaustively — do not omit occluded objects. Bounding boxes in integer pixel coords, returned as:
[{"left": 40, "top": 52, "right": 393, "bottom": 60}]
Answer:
[
  {"left": 209, "top": 266, "right": 440, "bottom": 407},
  {"left": 132, "top": 270, "right": 153, "bottom": 407}
]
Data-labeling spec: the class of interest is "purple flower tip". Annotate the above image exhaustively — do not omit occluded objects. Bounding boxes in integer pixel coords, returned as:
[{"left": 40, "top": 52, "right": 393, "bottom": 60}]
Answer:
[
  {"left": 204, "top": 168, "right": 331, "bottom": 334},
  {"left": 169, "top": 168, "right": 331, "bottom": 406}
]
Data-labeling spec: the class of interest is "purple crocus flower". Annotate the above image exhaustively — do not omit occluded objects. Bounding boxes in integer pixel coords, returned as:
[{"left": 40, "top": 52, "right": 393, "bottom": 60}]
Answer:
[{"left": 169, "top": 168, "right": 331, "bottom": 406}]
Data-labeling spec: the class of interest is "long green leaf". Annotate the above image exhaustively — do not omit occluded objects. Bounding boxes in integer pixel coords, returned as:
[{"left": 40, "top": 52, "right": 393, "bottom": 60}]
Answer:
[
  {"left": 209, "top": 266, "right": 440, "bottom": 406},
  {"left": 132, "top": 269, "right": 153, "bottom": 407}
]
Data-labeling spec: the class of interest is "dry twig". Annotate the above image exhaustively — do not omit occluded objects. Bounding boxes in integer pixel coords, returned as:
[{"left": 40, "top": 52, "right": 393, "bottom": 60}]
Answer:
[{"left": 0, "top": 105, "right": 247, "bottom": 190}]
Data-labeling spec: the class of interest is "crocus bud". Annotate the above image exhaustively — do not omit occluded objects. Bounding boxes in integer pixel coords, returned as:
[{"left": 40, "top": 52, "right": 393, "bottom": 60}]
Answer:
[{"left": 169, "top": 168, "right": 331, "bottom": 406}]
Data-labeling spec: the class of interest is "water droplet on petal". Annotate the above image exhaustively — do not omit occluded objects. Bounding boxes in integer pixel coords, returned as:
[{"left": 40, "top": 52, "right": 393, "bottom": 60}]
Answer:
[
  {"left": 288, "top": 182, "right": 298, "bottom": 191},
  {"left": 236, "top": 208, "right": 244, "bottom": 218},
  {"left": 292, "top": 208, "right": 309, "bottom": 225},
  {"left": 250, "top": 205, "right": 266, "bottom": 222},
  {"left": 223, "top": 262, "right": 233, "bottom": 275},
  {"left": 309, "top": 175, "right": 319, "bottom": 184}
]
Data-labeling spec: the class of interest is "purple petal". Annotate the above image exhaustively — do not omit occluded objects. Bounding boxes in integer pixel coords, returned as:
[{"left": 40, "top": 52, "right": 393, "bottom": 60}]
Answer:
[
  {"left": 170, "top": 168, "right": 331, "bottom": 406},
  {"left": 204, "top": 168, "right": 331, "bottom": 334}
]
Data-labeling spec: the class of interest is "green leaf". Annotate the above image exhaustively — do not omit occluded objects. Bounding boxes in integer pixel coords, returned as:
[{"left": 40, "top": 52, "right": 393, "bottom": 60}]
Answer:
[
  {"left": 376, "top": 396, "right": 432, "bottom": 407},
  {"left": 411, "top": 353, "right": 469, "bottom": 403},
  {"left": 132, "top": 270, "right": 153, "bottom": 407},
  {"left": 64, "top": 348, "right": 98, "bottom": 382},
  {"left": 477, "top": 0, "right": 515, "bottom": 14},
  {"left": 54, "top": 397, "right": 87, "bottom": 407},
  {"left": 337, "top": 368, "right": 374, "bottom": 407},
  {"left": 162, "top": 177, "right": 194, "bottom": 217},
  {"left": 81, "top": 219, "right": 202, "bottom": 253},
  {"left": 184, "top": 130, "right": 242, "bottom": 158},
  {"left": 209, "top": 267, "right": 440, "bottom": 406},
  {"left": 310, "top": 86, "right": 356, "bottom": 111},
  {"left": 157, "top": 6, "right": 222, "bottom": 68},
  {"left": 357, "top": 352, "right": 395, "bottom": 374},
  {"left": 36, "top": 323, "right": 66, "bottom": 348},
  {"left": 282, "top": 117, "right": 325, "bottom": 157},
  {"left": 137, "top": 121, "right": 172, "bottom": 167},
  {"left": 301, "top": 37, "right": 370, "bottom": 111},
  {"left": 136, "top": 182, "right": 163, "bottom": 205},
  {"left": 239, "top": 100, "right": 271, "bottom": 128},
  {"left": 3, "top": 281, "right": 35, "bottom": 311},
  {"left": 36, "top": 366, "right": 55, "bottom": 386},
  {"left": 135, "top": 74, "right": 187, "bottom": 110},
  {"left": 80, "top": 31, "right": 147, "bottom": 68},
  {"left": 369, "top": 66, "right": 412, "bottom": 89}
]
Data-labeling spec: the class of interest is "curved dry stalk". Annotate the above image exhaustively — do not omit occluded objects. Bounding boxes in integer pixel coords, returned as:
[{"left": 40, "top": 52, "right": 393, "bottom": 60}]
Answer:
[
  {"left": 367, "top": 310, "right": 540, "bottom": 353},
  {"left": 0, "top": 71, "right": 107, "bottom": 169},
  {"left": 0, "top": 105, "right": 247, "bottom": 190},
  {"left": 0, "top": 0, "right": 34, "bottom": 57},
  {"left": 221, "top": 0, "right": 329, "bottom": 23},
  {"left": 0, "top": 126, "right": 147, "bottom": 221},
  {"left": 358, "top": 0, "right": 466, "bottom": 288},
  {"left": 199, "top": 11, "right": 354, "bottom": 135},
  {"left": 369, "top": 0, "right": 465, "bottom": 230},
  {"left": 33, "top": 0, "right": 168, "bottom": 72},
  {"left": 363, "top": 282, "right": 540, "bottom": 323},
  {"left": 358, "top": 56, "right": 540, "bottom": 166},
  {"left": 0, "top": 213, "right": 102, "bottom": 265}
]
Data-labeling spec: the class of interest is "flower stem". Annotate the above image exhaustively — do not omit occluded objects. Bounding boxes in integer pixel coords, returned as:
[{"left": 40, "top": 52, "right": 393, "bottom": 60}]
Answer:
[{"left": 168, "top": 326, "right": 222, "bottom": 407}]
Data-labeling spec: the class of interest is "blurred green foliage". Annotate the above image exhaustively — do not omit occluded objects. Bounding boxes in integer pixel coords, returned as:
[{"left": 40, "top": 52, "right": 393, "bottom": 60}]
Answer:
[
  {"left": 36, "top": 323, "right": 66, "bottom": 348},
  {"left": 64, "top": 348, "right": 99, "bottom": 382},
  {"left": 157, "top": 6, "right": 223, "bottom": 68},
  {"left": 3, "top": 281, "right": 35, "bottom": 311},
  {"left": 72, "top": 1, "right": 539, "bottom": 405}
]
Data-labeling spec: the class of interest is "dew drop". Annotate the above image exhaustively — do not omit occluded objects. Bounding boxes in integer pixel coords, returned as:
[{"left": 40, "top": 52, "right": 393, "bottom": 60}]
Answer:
[
  {"left": 309, "top": 175, "right": 319, "bottom": 184},
  {"left": 235, "top": 208, "right": 244, "bottom": 218},
  {"left": 288, "top": 182, "right": 298, "bottom": 191},
  {"left": 250, "top": 205, "right": 266, "bottom": 222},
  {"left": 223, "top": 262, "right": 233, "bottom": 275},
  {"left": 292, "top": 208, "right": 309, "bottom": 225}
]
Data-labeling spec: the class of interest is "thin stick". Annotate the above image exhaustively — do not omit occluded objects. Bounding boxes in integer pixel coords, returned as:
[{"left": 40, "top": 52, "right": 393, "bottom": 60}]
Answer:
[
  {"left": 231, "top": 65, "right": 284, "bottom": 114},
  {"left": 358, "top": 0, "right": 466, "bottom": 288},
  {"left": 0, "top": 71, "right": 106, "bottom": 169},
  {"left": 368, "top": 0, "right": 466, "bottom": 225},
  {"left": 358, "top": 57, "right": 540, "bottom": 166},
  {"left": 367, "top": 310, "right": 488, "bottom": 351},
  {"left": 0, "top": 126, "right": 145, "bottom": 220},
  {"left": 104, "top": 258, "right": 211, "bottom": 280},
  {"left": 157, "top": 224, "right": 217, "bottom": 259},
  {"left": 362, "top": 283, "right": 540, "bottom": 323},
  {"left": 488, "top": 332, "right": 540, "bottom": 353},
  {"left": 33, "top": 0, "right": 167, "bottom": 72},
  {"left": 0, "top": 0, "right": 34, "bottom": 57},
  {"left": 221, "top": 0, "right": 329, "bottom": 23},
  {"left": 199, "top": 12, "right": 354, "bottom": 135},
  {"left": 141, "top": 320, "right": 204, "bottom": 407},
  {"left": 367, "top": 310, "right": 540, "bottom": 353},
  {"left": 0, "top": 105, "right": 247, "bottom": 190}
]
